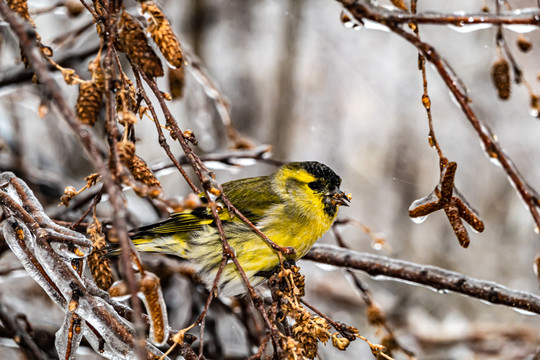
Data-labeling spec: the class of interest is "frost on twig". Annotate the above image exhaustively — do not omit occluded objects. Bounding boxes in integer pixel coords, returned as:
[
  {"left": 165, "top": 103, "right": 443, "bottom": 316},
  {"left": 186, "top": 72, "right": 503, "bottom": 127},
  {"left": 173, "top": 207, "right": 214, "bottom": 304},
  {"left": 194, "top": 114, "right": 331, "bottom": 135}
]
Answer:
[{"left": 0, "top": 172, "right": 165, "bottom": 359}]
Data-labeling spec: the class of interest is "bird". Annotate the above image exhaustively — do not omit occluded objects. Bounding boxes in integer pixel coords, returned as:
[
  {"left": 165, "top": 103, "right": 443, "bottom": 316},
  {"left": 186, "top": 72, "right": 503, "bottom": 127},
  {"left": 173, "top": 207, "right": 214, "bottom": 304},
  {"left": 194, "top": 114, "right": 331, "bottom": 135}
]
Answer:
[{"left": 118, "top": 161, "right": 350, "bottom": 296}]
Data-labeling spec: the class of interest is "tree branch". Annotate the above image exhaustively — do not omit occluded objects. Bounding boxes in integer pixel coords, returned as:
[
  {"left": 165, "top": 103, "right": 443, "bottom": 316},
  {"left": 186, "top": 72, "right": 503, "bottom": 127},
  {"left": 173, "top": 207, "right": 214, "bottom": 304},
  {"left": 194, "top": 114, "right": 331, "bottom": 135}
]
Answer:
[{"left": 305, "top": 244, "right": 540, "bottom": 315}]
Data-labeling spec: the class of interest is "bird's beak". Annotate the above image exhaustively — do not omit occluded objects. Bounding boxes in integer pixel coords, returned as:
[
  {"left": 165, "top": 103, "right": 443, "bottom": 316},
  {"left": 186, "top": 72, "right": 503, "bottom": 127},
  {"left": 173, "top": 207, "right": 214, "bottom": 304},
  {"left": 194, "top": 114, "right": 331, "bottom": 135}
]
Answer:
[{"left": 327, "top": 188, "right": 351, "bottom": 207}]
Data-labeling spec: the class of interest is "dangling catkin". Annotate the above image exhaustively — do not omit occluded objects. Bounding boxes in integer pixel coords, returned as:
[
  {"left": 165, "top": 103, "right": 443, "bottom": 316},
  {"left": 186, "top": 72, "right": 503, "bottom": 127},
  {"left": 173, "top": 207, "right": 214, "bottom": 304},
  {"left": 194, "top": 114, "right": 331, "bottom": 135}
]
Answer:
[
  {"left": 76, "top": 81, "right": 103, "bottom": 126},
  {"left": 491, "top": 58, "right": 511, "bottom": 100},
  {"left": 168, "top": 67, "right": 185, "bottom": 100},
  {"left": 87, "top": 224, "right": 113, "bottom": 291},
  {"left": 141, "top": 1, "right": 184, "bottom": 69},
  {"left": 118, "top": 10, "right": 164, "bottom": 78}
]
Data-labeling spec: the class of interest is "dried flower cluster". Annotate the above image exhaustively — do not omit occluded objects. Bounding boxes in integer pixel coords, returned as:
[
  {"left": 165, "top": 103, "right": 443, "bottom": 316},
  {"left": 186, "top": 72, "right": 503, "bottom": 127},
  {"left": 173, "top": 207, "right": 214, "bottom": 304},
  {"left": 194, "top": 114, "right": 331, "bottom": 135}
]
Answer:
[{"left": 269, "top": 265, "right": 359, "bottom": 359}]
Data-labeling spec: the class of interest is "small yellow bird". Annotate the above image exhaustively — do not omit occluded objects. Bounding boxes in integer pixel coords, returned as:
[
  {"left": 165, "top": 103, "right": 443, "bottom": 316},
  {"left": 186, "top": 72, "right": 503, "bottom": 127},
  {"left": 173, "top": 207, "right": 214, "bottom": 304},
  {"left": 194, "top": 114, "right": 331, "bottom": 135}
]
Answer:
[{"left": 126, "top": 161, "right": 349, "bottom": 296}]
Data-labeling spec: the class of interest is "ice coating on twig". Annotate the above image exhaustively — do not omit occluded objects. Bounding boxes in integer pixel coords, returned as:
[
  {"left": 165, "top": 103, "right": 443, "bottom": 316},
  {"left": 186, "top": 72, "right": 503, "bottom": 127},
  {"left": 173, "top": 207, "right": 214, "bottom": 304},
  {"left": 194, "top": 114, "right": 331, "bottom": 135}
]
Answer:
[
  {"left": 138, "top": 272, "right": 170, "bottom": 346},
  {"left": 2, "top": 219, "right": 66, "bottom": 307},
  {"left": 0, "top": 172, "right": 166, "bottom": 359},
  {"left": 55, "top": 312, "right": 86, "bottom": 360}
]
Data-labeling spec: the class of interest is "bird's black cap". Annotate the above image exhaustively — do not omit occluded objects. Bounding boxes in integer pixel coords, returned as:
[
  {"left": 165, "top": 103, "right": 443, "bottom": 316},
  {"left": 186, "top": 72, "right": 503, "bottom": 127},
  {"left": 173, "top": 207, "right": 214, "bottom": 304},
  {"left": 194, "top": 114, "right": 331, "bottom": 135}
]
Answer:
[{"left": 299, "top": 161, "right": 342, "bottom": 188}]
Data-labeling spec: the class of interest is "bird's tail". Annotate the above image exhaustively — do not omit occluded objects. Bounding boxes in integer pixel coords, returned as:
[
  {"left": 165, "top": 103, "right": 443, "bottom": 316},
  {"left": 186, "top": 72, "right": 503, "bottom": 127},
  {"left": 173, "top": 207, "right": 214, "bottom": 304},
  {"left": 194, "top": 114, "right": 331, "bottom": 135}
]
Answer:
[
  {"left": 104, "top": 233, "right": 189, "bottom": 259},
  {"left": 104, "top": 212, "right": 204, "bottom": 258}
]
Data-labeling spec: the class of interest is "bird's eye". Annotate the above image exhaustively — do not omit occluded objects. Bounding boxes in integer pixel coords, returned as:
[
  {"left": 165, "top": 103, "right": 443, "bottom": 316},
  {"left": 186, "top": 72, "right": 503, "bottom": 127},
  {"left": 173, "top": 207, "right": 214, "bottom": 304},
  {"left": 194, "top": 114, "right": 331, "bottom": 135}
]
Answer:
[{"left": 308, "top": 180, "right": 325, "bottom": 192}]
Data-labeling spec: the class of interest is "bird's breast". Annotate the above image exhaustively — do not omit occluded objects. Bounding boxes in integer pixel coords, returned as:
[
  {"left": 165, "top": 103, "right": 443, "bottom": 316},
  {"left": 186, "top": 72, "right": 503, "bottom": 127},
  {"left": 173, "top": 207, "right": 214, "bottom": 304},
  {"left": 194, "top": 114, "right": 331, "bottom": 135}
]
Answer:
[{"left": 257, "top": 204, "right": 335, "bottom": 259}]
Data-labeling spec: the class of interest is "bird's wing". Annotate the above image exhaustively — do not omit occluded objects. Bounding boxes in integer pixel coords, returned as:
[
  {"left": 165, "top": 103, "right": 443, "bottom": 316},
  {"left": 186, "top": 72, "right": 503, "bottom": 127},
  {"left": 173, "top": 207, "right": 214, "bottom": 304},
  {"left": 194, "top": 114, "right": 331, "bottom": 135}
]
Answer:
[
  {"left": 221, "top": 175, "right": 281, "bottom": 223},
  {"left": 131, "top": 207, "right": 215, "bottom": 239},
  {"left": 131, "top": 175, "right": 279, "bottom": 238}
]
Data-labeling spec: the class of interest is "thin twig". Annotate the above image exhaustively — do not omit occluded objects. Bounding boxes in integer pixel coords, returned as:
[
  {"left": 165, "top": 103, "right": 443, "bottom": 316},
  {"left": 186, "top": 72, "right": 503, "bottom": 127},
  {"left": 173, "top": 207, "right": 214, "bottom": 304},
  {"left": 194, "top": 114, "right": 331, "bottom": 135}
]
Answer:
[
  {"left": 0, "top": 44, "right": 100, "bottom": 87},
  {"left": 0, "top": 300, "right": 49, "bottom": 360},
  {"left": 71, "top": 187, "right": 103, "bottom": 229},
  {"left": 131, "top": 66, "right": 200, "bottom": 194},
  {"left": 150, "top": 145, "right": 280, "bottom": 173},
  {"left": 331, "top": 227, "right": 415, "bottom": 357}
]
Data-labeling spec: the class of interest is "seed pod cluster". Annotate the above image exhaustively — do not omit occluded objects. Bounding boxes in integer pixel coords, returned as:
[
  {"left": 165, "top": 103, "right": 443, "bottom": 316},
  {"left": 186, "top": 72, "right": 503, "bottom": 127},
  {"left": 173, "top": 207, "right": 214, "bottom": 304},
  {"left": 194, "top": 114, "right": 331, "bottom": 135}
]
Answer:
[
  {"left": 117, "top": 141, "right": 136, "bottom": 167},
  {"left": 118, "top": 10, "right": 164, "bottom": 78},
  {"left": 491, "top": 58, "right": 511, "bottom": 100},
  {"left": 88, "top": 58, "right": 105, "bottom": 90},
  {"left": 76, "top": 81, "right": 103, "bottom": 126},
  {"left": 141, "top": 1, "right": 184, "bottom": 69}
]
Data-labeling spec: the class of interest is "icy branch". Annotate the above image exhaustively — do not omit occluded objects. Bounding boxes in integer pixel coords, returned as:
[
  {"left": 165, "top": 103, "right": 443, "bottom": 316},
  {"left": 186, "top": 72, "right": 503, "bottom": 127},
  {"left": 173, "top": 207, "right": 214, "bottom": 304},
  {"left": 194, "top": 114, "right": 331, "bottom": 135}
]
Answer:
[
  {"left": 305, "top": 244, "right": 540, "bottom": 315},
  {"left": 0, "top": 172, "right": 165, "bottom": 359}
]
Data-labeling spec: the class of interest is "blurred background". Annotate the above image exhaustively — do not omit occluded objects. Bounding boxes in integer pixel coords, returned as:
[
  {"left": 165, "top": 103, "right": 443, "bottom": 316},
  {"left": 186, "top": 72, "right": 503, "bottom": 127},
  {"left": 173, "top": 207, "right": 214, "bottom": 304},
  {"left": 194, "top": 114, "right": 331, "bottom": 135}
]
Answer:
[{"left": 1, "top": 0, "right": 540, "bottom": 359}]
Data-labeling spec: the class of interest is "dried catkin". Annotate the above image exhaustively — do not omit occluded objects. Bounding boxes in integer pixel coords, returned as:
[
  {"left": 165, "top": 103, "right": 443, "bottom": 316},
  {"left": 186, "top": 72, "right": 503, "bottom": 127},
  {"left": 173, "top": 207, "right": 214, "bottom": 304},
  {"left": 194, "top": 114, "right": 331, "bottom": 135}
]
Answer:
[
  {"left": 517, "top": 35, "right": 532, "bottom": 53},
  {"left": 491, "top": 58, "right": 511, "bottom": 100},
  {"left": 139, "top": 273, "right": 168, "bottom": 345},
  {"left": 117, "top": 141, "right": 136, "bottom": 167},
  {"left": 116, "top": 141, "right": 161, "bottom": 195},
  {"left": 168, "top": 67, "right": 185, "bottom": 100},
  {"left": 87, "top": 226, "right": 113, "bottom": 291},
  {"left": 141, "top": 1, "right": 184, "bottom": 69},
  {"left": 76, "top": 82, "right": 103, "bottom": 126},
  {"left": 390, "top": 0, "right": 408, "bottom": 11},
  {"left": 118, "top": 10, "right": 164, "bottom": 78},
  {"left": 130, "top": 155, "right": 161, "bottom": 189}
]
